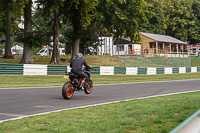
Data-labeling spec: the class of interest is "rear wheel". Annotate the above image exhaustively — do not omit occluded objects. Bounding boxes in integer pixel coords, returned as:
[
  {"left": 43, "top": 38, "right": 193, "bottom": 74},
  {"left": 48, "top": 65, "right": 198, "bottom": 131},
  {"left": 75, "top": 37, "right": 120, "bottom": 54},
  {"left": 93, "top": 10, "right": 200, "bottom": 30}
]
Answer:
[
  {"left": 62, "top": 82, "right": 74, "bottom": 99},
  {"left": 84, "top": 80, "right": 93, "bottom": 94}
]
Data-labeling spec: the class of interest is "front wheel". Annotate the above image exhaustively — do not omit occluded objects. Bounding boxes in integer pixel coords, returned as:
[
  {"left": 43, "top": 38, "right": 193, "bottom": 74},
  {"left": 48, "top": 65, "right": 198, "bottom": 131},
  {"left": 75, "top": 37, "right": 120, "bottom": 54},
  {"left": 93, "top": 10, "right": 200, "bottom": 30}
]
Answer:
[
  {"left": 62, "top": 82, "right": 74, "bottom": 99},
  {"left": 84, "top": 80, "right": 93, "bottom": 94}
]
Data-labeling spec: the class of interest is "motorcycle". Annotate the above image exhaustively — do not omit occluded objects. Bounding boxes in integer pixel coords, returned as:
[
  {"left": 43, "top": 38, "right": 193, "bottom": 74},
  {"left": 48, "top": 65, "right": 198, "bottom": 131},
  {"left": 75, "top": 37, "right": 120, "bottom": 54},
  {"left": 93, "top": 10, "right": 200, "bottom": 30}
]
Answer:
[{"left": 62, "top": 69, "right": 93, "bottom": 99}]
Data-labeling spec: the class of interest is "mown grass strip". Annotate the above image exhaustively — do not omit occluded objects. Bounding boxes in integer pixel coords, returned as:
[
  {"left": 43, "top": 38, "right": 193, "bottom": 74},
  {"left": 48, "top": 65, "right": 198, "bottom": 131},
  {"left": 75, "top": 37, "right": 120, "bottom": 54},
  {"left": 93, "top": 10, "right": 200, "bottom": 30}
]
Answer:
[
  {"left": 1, "top": 72, "right": 200, "bottom": 88},
  {"left": 0, "top": 91, "right": 199, "bottom": 133}
]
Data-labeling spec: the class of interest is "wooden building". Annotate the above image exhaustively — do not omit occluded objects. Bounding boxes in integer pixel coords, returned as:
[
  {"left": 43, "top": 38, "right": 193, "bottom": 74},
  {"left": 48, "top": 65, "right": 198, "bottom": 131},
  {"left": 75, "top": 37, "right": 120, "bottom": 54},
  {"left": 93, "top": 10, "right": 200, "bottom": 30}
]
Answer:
[
  {"left": 113, "top": 32, "right": 188, "bottom": 56},
  {"left": 141, "top": 32, "right": 188, "bottom": 54}
]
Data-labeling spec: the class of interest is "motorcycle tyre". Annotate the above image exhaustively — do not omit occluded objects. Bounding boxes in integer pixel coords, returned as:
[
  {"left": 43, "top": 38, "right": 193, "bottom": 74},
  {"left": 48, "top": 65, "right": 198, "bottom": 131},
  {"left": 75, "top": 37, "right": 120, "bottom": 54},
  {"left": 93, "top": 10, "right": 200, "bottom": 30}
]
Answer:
[
  {"left": 84, "top": 80, "right": 93, "bottom": 94},
  {"left": 62, "top": 82, "right": 74, "bottom": 99}
]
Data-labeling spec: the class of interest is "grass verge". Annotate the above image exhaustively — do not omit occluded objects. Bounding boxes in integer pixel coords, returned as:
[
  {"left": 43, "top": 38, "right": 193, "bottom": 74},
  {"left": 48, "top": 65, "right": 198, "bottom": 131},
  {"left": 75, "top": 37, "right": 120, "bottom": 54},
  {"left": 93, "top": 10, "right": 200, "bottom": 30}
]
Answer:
[
  {"left": 0, "top": 91, "right": 199, "bottom": 132},
  {"left": 0, "top": 55, "right": 122, "bottom": 67},
  {"left": 1, "top": 72, "right": 200, "bottom": 88},
  {"left": 1, "top": 55, "right": 200, "bottom": 67},
  {"left": 0, "top": 73, "right": 200, "bottom": 132}
]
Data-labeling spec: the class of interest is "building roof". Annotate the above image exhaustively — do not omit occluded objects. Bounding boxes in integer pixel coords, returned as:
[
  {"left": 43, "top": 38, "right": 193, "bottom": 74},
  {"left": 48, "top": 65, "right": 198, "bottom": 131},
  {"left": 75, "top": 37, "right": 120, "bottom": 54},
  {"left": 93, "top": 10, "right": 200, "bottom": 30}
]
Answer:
[
  {"left": 141, "top": 32, "right": 188, "bottom": 45},
  {"left": 114, "top": 38, "right": 131, "bottom": 45}
]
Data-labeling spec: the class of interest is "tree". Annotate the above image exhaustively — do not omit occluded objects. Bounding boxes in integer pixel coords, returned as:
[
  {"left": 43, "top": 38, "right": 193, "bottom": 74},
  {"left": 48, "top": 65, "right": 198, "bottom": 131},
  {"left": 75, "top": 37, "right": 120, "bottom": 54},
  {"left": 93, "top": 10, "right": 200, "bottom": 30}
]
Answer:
[
  {"left": 0, "top": 5, "right": 5, "bottom": 38},
  {"left": 94, "top": 0, "right": 149, "bottom": 43},
  {"left": 20, "top": 0, "right": 34, "bottom": 64},
  {"left": 3, "top": 0, "right": 13, "bottom": 58},
  {"left": 63, "top": 0, "right": 98, "bottom": 61},
  {"left": 188, "top": 0, "right": 200, "bottom": 44},
  {"left": 63, "top": 0, "right": 149, "bottom": 61},
  {"left": 139, "top": 0, "right": 200, "bottom": 44},
  {"left": 139, "top": 0, "right": 166, "bottom": 35},
  {"left": 51, "top": 8, "right": 61, "bottom": 64},
  {"left": 79, "top": 26, "right": 100, "bottom": 55},
  {"left": 36, "top": 0, "right": 64, "bottom": 64},
  {"left": 32, "top": 7, "right": 54, "bottom": 46},
  {"left": 0, "top": 0, "right": 24, "bottom": 58},
  {"left": 165, "top": 0, "right": 192, "bottom": 42}
]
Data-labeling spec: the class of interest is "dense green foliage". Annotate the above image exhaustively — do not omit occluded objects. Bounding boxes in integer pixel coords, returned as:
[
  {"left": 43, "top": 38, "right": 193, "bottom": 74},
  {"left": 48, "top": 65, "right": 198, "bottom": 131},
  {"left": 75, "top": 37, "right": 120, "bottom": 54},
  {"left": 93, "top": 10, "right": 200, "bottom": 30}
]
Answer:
[
  {"left": 1, "top": 0, "right": 200, "bottom": 63},
  {"left": 0, "top": 0, "right": 23, "bottom": 37},
  {"left": 140, "top": 0, "right": 200, "bottom": 44},
  {"left": 95, "top": 0, "right": 149, "bottom": 42},
  {"left": 0, "top": 7, "right": 6, "bottom": 38}
]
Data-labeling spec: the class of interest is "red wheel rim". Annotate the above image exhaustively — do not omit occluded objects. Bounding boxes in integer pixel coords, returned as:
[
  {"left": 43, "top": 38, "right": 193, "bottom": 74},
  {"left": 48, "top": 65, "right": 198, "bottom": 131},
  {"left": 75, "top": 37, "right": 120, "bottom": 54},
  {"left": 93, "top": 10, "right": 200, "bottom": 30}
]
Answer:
[{"left": 66, "top": 84, "right": 74, "bottom": 98}]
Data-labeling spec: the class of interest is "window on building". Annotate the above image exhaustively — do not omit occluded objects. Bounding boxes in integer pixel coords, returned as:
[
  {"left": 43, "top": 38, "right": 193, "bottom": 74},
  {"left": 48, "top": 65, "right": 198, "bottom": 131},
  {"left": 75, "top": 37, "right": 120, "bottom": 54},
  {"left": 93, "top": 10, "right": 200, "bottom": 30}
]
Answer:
[
  {"left": 117, "top": 45, "right": 124, "bottom": 51},
  {"left": 150, "top": 43, "right": 153, "bottom": 48}
]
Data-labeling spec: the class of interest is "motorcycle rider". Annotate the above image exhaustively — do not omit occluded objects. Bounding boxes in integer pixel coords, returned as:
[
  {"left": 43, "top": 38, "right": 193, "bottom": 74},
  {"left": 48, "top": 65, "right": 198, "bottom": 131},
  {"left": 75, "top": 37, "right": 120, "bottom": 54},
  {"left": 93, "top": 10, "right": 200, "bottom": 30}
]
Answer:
[{"left": 70, "top": 53, "right": 92, "bottom": 89}]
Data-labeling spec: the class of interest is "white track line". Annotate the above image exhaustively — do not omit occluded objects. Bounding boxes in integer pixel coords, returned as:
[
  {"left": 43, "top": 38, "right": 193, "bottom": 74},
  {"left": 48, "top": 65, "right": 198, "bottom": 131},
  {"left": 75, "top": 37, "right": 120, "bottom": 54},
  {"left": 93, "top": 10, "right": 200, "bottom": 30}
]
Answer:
[{"left": 0, "top": 89, "right": 200, "bottom": 123}]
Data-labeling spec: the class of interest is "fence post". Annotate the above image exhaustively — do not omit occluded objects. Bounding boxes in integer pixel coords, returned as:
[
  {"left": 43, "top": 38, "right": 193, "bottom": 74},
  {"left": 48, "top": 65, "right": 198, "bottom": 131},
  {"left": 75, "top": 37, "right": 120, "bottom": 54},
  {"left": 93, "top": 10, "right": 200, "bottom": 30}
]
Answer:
[
  {"left": 184, "top": 56, "right": 185, "bottom": 67},
  {"left": 175, "top": 53, "right": 176, "bottom": 67},
  {"left": 145, "top": 55, "right": 147, "bottom": 68},
  {"left": 163, "top": 51, "right": 165, "bottom": 67},
  {"left": 171, "top": 53, "right": 173, "bottom": 67},
  {"left": 140, "top": 52, "right": 142, "bottom": 67},
  {"left": 124, "top": 51, "right": 127, "bottom": 67},
  {"left": 135, "top": 55, "right": 137, "bottom": 67},
  {"left": 117, "top": 47, "right": 119, "bottom": 63},
  {"left": 178, "top": 53, "right": 180, "bottom": 67}
]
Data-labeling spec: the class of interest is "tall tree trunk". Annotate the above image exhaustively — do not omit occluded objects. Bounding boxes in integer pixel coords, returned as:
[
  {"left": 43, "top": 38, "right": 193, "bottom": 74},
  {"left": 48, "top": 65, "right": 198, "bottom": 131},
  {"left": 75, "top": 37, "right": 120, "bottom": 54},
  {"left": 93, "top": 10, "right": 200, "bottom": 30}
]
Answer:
[
  {"left": 20, "top": 0, "right": 34, "bottom": 64},
  {"left": 70, "top": 38, "right": 80, "bottom": 62},
  {"left": 70, "top": 21, "right": 81, "bottom": 62},
  {"left": 50, "top": 9, "right": 61, "bottom": 64},
  {"left": 3, "top": 0, "right": 13, "bottom": 58}
]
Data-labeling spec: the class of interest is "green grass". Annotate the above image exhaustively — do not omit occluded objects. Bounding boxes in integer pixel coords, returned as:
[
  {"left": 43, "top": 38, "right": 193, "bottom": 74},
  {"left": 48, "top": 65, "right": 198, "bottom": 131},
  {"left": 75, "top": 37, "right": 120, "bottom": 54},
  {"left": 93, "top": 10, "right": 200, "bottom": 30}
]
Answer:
[
  {"left": 125, "top": 56, "right": 191, "bottom": 67},
  {"left": 0, "top": 55, "right": 123, "bottom": 67},
  {"left": 191, "top": 57, "right": 200, "bottom": 66},
  {"left": 1, "top": 72, "right": 200, "bottom": 88},
  {"left": 0, "top": 91, "right": 199, "bottom": 133},
  {"left": 0, "top": 73, "right": 200, "bottom": 132},
  {"left": 1, "top": 55, "right": 200, "bottom": 132},
  {"left": 1, "top": 55, "right": 200, "bottom": 67}
]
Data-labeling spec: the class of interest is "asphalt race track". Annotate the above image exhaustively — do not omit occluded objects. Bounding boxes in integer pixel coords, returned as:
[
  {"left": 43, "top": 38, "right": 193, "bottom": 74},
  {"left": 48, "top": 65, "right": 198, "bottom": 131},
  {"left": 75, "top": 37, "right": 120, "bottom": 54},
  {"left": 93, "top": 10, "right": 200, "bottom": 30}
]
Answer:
[{"left": 0, "top": 79, "right": 200, "bottom": 122}]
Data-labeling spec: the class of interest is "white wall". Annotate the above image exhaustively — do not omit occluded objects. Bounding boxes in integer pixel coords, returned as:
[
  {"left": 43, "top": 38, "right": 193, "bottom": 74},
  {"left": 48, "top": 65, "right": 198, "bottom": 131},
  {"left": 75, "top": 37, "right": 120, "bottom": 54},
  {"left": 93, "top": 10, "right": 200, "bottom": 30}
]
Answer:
[
  {"left": 113, "top": 44, "right": 129, "bottom": 56},
  {"left": 113, "top": 44, "right": 141, "bottom": 56},
  {"left": 97, "top": 37, "right": 113, "bottom": 56}
]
